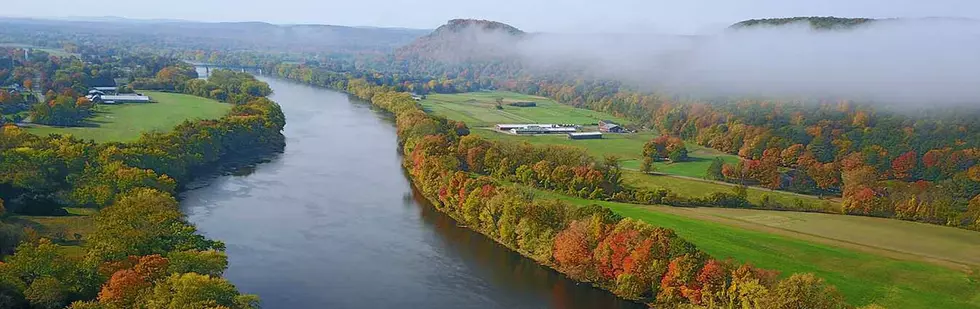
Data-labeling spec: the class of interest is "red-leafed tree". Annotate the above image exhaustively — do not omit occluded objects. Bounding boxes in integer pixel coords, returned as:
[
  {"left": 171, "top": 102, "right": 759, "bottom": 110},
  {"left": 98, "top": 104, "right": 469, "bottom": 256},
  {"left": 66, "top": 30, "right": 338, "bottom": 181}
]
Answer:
[{"left": 891, "top": 151, "right": 918, "bottom": 180}]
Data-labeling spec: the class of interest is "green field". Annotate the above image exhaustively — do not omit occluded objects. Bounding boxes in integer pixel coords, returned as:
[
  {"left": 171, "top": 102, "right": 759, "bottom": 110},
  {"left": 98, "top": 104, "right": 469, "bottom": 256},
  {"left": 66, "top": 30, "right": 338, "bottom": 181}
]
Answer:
[
  {"left": 9, "top": 208, "right": 96, "bottom": 258},
  {"left": 530, "top": 189, "right": 980, "bottom": 309},
  {"left": 474, "top": 129, "right": 741, "bottom": 178},
  {"left": 623, "top": 171, "right": 840, "bottom": 211},
  {"left": 0, "top": 43, "right": 78, "bottom": 58},
  {"left": 26, "top": 91, "right": 230, "bottom": 142},
  {"left": 421, "top": 91, "right": 628, "bottom": 127}
]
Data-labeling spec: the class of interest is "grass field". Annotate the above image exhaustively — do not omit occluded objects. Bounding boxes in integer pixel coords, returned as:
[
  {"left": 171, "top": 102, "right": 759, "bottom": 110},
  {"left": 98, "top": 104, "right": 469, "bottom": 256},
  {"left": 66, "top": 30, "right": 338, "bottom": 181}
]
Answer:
[
  {"left": 0, "top": 43, "right": 78, "bottom": 58},
  {"left": 9, "top": 208, "right": 96, "bottom": 257},
  {"left": 421, "top": 91, "right": 628, "bottom": 127},
  {"left": 623, "top": 171, "right": 840, "bottom": 210},
  {"left": 474, "top": 128, "right": 741, "bottom": 178},
  {"left": 26, "top": 91, "right": 230, "bottom": 142},
  {"left": 530, "top": 189, "right": 980, "bottom": 309}
]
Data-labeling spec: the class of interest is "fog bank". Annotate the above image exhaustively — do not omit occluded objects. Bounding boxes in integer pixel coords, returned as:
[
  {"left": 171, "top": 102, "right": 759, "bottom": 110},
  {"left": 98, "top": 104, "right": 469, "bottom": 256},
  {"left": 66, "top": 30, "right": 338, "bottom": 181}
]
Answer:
[{"left": 515, "top": 19, "right": 980, "bottom": 105}]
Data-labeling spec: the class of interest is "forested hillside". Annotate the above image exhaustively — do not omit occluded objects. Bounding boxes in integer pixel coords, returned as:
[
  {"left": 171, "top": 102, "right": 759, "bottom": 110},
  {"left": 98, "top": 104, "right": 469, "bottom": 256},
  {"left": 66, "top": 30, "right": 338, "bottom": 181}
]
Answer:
[
  {"left": 0, "top": 17, "right": 428, "bottom": 55},
  {"left": 731, "top": 17, "right": 876, "bottom": 29}
]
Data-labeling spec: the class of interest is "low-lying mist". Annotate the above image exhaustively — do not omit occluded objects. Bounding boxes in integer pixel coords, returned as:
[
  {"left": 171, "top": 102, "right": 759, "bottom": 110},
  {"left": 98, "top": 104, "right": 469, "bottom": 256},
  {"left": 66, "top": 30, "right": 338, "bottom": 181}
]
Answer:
[{"left": 513, "top": 19, "right": 980, "bottom": 106}]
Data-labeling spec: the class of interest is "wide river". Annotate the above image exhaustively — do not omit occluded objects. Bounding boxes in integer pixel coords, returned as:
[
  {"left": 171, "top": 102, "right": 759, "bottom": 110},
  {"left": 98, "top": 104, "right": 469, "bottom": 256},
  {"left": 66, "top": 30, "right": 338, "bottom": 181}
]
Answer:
[{"left": 179, "top": 76, "right": 644, "bottom": 309}]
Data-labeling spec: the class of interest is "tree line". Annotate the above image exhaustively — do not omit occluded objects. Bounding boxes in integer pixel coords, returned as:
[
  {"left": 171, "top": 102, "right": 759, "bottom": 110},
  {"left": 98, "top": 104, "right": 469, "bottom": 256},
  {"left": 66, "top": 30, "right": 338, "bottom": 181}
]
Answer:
[
  {"left": 0, "top": 67, "right": 285, "bottom": 308},
  {"left": 332, "top": 77, "right": 852, "bottom": 308}
]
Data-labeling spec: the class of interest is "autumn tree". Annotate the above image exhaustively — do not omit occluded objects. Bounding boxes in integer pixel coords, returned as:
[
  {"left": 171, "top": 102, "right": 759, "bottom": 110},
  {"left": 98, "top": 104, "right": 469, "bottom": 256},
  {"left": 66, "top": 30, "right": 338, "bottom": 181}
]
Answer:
[
  {"left": 553, "top": 220, "right": 593, "bottom": 278},
  {"left": 891, "top": 151, "right": 918, "bottom": 180}
]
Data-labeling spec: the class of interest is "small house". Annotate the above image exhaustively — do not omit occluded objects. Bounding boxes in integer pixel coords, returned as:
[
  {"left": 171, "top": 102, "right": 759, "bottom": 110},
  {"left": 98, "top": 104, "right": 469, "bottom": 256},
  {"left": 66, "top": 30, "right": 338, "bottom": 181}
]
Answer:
[
  {"left": 92, "top": 86, "right": 118, "bottom": 95},
  {"left": 568, "top": 132, "right": 603, "bottom": 140},
  {"left": 599, "top": 120, "right": 624, "bottom": 133}
]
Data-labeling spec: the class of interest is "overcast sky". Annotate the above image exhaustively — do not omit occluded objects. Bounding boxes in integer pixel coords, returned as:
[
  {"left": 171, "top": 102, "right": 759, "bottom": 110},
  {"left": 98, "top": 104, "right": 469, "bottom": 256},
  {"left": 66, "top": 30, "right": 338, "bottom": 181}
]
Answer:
[{"left": 3, "top": 0, "right": 979, "bottom": 33}]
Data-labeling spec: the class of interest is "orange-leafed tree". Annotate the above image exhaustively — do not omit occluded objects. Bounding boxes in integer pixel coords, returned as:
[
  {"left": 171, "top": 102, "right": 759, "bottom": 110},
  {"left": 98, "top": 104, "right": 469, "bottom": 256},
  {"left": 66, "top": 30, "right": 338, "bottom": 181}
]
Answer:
[
  {"left": 553, "top": 220, "right": 593, "bottom": 278},
  {"left": 891, "top": 151, "right": 918, "bottom": 180}
]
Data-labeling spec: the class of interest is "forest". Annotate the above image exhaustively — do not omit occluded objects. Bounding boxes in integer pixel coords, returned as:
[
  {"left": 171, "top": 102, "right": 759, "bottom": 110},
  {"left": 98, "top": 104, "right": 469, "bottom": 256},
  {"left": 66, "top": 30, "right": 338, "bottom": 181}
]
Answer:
[{"left": 0, "top": 49, "right": 285, "bottom": 307}]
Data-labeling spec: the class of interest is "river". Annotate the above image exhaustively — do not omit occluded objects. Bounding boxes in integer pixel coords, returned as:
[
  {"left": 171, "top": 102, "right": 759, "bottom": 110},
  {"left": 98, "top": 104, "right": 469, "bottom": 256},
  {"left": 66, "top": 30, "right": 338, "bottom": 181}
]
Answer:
[{"left": 179, "top": 76, "right": 644, "bottom": 309}]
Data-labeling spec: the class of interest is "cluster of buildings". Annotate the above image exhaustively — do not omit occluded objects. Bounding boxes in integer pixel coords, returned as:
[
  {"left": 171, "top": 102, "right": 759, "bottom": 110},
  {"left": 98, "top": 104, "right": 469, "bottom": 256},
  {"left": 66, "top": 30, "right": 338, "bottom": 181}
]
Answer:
[
  {"left": 85, "top": 86, "right": 151, "bottom": 104},
  {"left": 494, "top": 120, "right": 625, "bottom": 140},
  {"left": 495, "top": 124, "right": 578, "bottom": 134}
]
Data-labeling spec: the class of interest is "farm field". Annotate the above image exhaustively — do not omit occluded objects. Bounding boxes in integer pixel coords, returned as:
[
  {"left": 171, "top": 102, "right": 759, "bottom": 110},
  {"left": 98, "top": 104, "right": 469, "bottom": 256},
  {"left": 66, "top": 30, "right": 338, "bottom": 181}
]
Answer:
[
  {"left": 529, "top": 188, "right": 980, "bottom": 309},
  {"left": 420, "top": 91, "right": 628, "bottom": 127},
  {"left": 0, "top": 43, "right": 78, "bottom": 58},
  {"left": 25, "top": 91, "right": 230, "bottom": 142},
  {"left": 622, "top": 170, "right": 840, "bottom": 210},
  {"left": 9, "top": 207, "right": 96, "bottom": 258},
  {"left": 474, "top": 129, "right": 741, "bottom": 178}
]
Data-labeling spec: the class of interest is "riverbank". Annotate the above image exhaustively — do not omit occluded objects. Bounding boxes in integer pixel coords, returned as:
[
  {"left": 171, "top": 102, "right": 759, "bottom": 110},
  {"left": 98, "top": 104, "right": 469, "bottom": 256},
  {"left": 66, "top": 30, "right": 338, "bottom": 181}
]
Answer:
[
  {"left": 312, "top": 77, "right": 850, "bottom": 308},
  {"left": 0, "top": 72, "right": 284, "bottom": 307},
  {"left": 179, "top": 76, "right": 645, "bottom": 309}
]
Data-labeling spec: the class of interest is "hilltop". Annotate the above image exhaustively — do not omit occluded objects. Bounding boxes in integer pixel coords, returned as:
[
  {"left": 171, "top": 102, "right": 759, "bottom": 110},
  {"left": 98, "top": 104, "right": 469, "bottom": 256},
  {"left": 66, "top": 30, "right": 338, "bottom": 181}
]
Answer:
[
  {"left": 395, "top": 19, "right": 526, "bottom": 62},
  {"left": 731, "top": 16, "right": 876, "bottom": 29}
]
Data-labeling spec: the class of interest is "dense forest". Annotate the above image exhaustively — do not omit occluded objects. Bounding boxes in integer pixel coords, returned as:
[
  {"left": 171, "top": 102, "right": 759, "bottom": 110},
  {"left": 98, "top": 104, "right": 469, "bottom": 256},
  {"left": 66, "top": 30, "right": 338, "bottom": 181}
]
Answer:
[
  {"left": 0, "top": 49, "right": 284, "bottom": 307},
  {"left": 339, "top": 77, "right": 848, "bottom": 308}
]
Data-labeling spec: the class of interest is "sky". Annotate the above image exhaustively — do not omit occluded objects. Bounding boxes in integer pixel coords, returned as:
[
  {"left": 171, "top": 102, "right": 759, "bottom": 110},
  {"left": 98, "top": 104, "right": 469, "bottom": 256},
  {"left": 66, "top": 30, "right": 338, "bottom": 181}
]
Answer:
[{"left": 3, "top": 0, "right": 980, "bottom": 34}]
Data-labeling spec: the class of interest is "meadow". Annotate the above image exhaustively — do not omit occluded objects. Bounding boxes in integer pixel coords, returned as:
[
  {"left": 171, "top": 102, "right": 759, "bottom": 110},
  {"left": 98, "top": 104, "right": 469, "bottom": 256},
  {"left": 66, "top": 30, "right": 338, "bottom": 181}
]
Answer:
[
  {"left": 420, "top": 91, "right": 628, "bottom": 127},
  {"left": 623, "top": 170, "right": 840, "bottom": 210},
  {"left": 0, "top": 43, "right": 78, "bottom": 58},
  {"left": 474, "top": 129, "right": 741, "bottom": 177},
  {"left": 26, "top": 91, "right": 230, "bottom": 142},
  {"left": 9, "top": 208, "right": 96, "bottom": 257},
  {"left": 531, "top": 188, "right": 980, "bottom": 309}
]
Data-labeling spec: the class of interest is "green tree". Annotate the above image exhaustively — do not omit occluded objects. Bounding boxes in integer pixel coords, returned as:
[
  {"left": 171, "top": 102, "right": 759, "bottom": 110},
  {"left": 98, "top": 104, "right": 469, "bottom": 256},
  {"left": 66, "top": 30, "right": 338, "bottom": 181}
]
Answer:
[
  {"left": 143, "top": 273, "right": 259, "bottom": 309},
  {"left": 668, "top": 148, "right": 688, "bottom": 162},
  {"left": 706, "top": 157, "right": 725, "bottom": 180},
  {"left": 166, "top": 250, "right": 229, "bottom": 277},
  {"left": 24, "top": 277, "right": 66, "bottom": 309}
]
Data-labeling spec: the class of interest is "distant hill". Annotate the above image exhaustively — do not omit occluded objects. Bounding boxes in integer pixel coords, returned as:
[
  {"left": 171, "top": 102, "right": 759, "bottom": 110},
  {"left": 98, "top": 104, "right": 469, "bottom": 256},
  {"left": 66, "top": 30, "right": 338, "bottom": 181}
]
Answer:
[
  {"left": 0, "top": 17, "right": 429, "bottom": 53},
  {"left": 395, "top": 19, "right": 526, "bottom": 63},
  {"left": 731, "top": 17, "right": 876, "bottom": 30}
]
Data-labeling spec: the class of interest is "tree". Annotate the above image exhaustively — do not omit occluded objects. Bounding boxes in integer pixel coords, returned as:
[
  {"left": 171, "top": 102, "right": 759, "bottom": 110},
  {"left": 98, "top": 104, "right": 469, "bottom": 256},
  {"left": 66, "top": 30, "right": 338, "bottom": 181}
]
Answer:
[
  {"left": 143, "top": 273, "right": 259, "bottom": 309},
  {"left": 553, "top": 221, "right": 592, "bottom": 278},
  {"left": 166, "top": 250, "right": 228, "bottom": 277},
  {"left": 706, "top": 157, "right": 725, "bottom": 180},
  {"left": 640, "top": 157, "right": 654, "bottom": 174},
  {"left": 807, "top": 135, "right": 836, "bottom": 163},
  {"left": 24, "top": 277, "right": 66, "bottom": 309},
  {"left": 891, "top": 151, "right": 918, "bottom": 180},
  {"left": 88, "top": 188, "right": 219, "bottom": 262},
  {"left": 668, "top": 147, "right": 688, "bottom": 162},
  {"left": 765, "top": 273, "right": 846, "bottom": 309}
]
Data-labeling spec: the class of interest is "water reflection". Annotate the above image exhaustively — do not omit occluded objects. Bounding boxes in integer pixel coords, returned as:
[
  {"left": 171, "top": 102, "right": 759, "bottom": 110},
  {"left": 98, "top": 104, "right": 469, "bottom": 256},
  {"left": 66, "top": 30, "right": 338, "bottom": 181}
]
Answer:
[{"left": 180, "top": 75, "right": 643, "bottom": 309}]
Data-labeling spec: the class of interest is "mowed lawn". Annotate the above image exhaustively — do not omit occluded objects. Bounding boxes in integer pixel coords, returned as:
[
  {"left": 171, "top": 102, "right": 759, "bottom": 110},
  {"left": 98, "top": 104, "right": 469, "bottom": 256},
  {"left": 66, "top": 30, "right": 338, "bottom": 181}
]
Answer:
[
  {"left": 474, "top": 129, "right": 741, "bottom": 178},
  {"left": 421, "top": 91, "right": 628, "bottom": 127},
  {"left": 623, "top": 171, "right": 840, "bottom": 211},
  {"left": 530, "top": 189, "right": 980, "bottom": 309},
  {"left": 26, "top": 91, "right": 229, "bottom": 142}
]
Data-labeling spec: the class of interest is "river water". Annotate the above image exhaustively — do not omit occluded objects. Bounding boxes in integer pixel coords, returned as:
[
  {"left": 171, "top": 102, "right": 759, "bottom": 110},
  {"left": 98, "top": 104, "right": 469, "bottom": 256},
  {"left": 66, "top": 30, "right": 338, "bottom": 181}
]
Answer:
[{"left": 179, "top": 76, "right": 643, "bottom": 309}]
